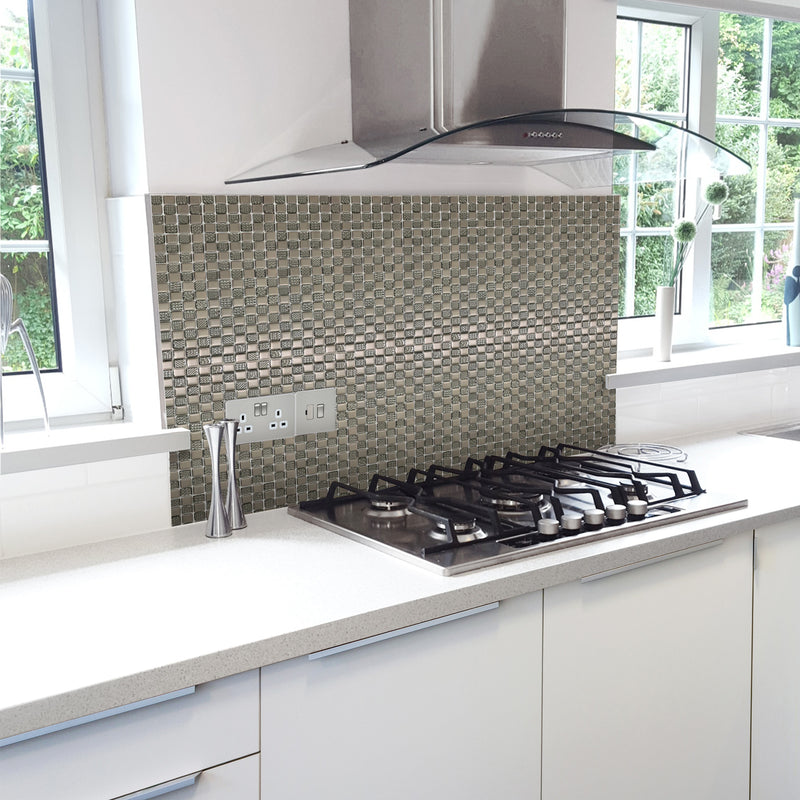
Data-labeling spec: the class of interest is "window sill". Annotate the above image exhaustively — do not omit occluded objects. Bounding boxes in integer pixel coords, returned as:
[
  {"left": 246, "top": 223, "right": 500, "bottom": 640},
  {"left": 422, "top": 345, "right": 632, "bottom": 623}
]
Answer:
[
  {"left": 0, "top": 423, "right": 191, "bottom": 475},
  {"left": 607, "top": 339, "right": 800, "bottom": 389}
]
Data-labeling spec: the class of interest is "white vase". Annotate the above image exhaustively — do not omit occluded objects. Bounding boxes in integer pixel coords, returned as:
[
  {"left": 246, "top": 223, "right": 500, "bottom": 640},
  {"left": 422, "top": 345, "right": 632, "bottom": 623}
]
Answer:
[{"left": 654, "top": 285, "right": 675, "bottom": 362}]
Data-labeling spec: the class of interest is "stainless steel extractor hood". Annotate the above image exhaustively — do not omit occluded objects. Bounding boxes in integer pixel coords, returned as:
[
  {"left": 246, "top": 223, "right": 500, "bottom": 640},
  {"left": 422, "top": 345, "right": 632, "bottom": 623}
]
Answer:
[{"left": 226, "top": 0, "right": 749, "bottom": 188}]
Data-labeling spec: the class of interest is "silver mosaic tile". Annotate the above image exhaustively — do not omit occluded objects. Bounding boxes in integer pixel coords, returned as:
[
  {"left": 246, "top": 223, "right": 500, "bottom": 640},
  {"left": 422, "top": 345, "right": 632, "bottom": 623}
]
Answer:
[{"left": 152, "top": 194, "right": 619, "bottom": 525}]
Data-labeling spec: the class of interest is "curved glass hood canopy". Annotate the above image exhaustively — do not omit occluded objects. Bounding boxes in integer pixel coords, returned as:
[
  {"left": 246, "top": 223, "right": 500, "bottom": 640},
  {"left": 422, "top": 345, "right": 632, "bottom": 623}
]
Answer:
[
  {"left": 225, "top": 108, "right": 750, "bottom": 189},
  {"left": 225, "top": 0, "right": 749, "bottom": 189}
]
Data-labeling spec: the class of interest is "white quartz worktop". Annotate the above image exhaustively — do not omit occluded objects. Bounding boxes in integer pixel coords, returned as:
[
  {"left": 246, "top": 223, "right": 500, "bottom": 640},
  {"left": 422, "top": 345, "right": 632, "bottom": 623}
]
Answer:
[{"left": 1, "top": 429, "right": 798, "bottom": 741}]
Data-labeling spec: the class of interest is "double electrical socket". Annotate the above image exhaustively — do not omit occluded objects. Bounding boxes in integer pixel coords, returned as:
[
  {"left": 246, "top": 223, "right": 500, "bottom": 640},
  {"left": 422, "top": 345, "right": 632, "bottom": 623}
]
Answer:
[{"left": 225, "top": 388, "right": 337, "bottom": 444}]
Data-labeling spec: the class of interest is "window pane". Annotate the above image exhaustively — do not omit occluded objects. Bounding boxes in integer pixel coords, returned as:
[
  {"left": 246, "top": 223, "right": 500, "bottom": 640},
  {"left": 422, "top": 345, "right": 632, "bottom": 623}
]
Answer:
[
  {"left": 765, "top": 126, "right": 800, "bottom": 224},
  {"left": 0, "top": 0, "right": 32, "bottom": 70},
  {"left": 710, "top": 231, "right": 756, "bottom": 326},
  {"left": 1, "top": 251, "right": 58, "bottom": 371},
  {"left": 714, "top": 123, "right": 758, "bottom": 224},
  {"left": 616, "top": 18, "right": 637, "bottom": 111},
  {"left": 769, "top": 20, "right": 800, "bottom": 119},
  {"left": 763, "top": 229, "right": 793, "bottom": 321},
  {"left": 1, "top": 77, "right": 45, "bottom": 240},
  {"left": 634, "top": 235, "right": 672, "bottom": 316},
  {"left": 717, "top": 14, "right": 764, "bottom": 117},
  {"left": 637, "top": 181, "right": 676, "bottom": 228},
  {"left": 640, "top": 23, "right": 686, "bottom": 114}
]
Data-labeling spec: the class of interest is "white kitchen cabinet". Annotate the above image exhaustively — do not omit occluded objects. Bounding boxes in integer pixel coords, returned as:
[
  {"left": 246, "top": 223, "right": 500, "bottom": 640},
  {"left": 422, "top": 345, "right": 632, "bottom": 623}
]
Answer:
[
  {"left": 751, "top": 519, "right": 800, "bottom": 799},
  {"left": 260, "top": 593, "right": 543, "bottom": 800},
  {"left": 0, "top": 670, "right": 260, "bottom": 800},
  {"left": 541, "top": 532, "right": 753, "bottom": 800}
]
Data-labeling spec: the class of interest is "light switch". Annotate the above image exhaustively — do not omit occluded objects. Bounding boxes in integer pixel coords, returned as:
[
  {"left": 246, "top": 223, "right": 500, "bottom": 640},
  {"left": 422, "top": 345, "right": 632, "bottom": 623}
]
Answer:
[{"left": 295, "top": 388, "right": 337, "bottom": 435}]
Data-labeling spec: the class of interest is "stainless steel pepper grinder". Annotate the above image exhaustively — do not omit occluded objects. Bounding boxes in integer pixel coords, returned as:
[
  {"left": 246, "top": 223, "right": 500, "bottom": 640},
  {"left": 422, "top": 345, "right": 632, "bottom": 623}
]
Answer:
[
  {"left": 203, "top": 422, "right": 231, "bottom": 538},
  {"left": 222, "top": 418, "right": 246, "bottom": 529}
]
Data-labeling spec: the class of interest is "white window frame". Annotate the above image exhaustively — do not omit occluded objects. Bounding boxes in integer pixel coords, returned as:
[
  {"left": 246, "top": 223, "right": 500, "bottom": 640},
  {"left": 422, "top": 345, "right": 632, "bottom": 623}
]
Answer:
[
  {"left": 2, "top": 0, "right": 114, "bottom": 428},
  {"left": 616, "top": 0, "right": 793, "bottom": 353}
]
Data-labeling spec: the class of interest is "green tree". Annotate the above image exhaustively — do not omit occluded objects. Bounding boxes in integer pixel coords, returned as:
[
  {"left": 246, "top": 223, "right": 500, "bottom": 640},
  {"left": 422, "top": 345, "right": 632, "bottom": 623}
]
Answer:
[
  {"left": 718, "top": 14, "right": 764, "bottom": 117},
  {"left": 770, "top": 19, "right": 800, "bottom": 118}
]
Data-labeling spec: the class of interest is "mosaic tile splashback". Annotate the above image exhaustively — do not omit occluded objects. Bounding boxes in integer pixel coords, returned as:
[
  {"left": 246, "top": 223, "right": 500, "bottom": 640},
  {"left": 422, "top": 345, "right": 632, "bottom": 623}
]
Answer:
[{"left": 152, "top": 194, "right": 619, "bottom": 525}]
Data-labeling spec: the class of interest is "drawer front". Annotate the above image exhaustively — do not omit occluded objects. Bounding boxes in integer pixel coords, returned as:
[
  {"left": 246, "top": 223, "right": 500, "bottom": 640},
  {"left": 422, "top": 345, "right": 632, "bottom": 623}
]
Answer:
[
  {"left": 0, "top": 670, "right": 259, "bottom": 800},
  {"left": 118, "top": 755, "right": 260, "bottom": 800}
]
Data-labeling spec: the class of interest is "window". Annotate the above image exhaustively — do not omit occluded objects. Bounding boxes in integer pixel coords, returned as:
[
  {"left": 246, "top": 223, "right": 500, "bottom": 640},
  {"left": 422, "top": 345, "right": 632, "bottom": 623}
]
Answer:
[
  {"left": 615, "top": 16, "right": 692, "bottom": 318},
  {"left": 1, "top": 0, "right": 60, "bottom": 375},
  {"left": 616, "top": 5, "right": 800, "bottom": 348},
  {"left": 712, "top": 14, "right": 800, "bottom": 327},
  {"left": 0, "top": 0, "right": 113, "bottom": 428}
]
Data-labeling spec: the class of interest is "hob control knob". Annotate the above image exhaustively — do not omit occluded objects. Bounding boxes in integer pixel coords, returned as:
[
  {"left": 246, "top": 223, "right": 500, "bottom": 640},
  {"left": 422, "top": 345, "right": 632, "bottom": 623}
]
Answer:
[
  {"left": 626, "top": 498, "right": 648, "bottom": 521},
  {"left": 537, "top": 518, "right": 561, "bottom": 539},
  {"left": 606, "top": 504, "right": 627, "bottom": 524},
  {"left": 560, "top": 512, "right": 583, "bottom": 535},
  {"left": 583, "top": 508, "right": 605, "bottom": 530}
]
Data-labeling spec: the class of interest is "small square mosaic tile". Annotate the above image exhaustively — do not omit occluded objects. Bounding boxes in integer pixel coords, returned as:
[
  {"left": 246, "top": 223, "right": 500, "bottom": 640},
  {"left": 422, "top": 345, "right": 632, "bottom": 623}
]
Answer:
[{"left": 152, "top": 194, "right": 619, "bottom": 525}]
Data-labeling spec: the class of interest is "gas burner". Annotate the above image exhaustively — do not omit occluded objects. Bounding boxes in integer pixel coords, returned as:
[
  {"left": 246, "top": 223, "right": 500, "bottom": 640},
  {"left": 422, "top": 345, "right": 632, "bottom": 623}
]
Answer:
[
  {"left": 431, "top": 517, "right": 486, "bottom": 543},
  {"left": 613, "top": 483, "right": 652, "bottom": 502},
  {"left": 364, "top": 497, "right": 411, "bottom": 519},
  {"left": 600, "top": 443, "right": 687, "bottom": 463},
  {"left": 478, "top": 484, "right": 553, "bottom": 520},
  {"left": 481, "top": 494, "right": 528, "bottom": 514},
  {"left": 480, "top": 490, "right": 534, "bottom": 513}
]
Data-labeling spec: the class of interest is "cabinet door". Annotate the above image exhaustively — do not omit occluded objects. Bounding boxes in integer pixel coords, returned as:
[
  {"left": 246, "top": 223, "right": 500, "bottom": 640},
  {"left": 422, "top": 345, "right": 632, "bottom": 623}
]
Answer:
[
  {"left": 261, "top": 592, "right": 542, "bottom": 800},
  {"left": 542, "top": 532, "right": 752, "bottom": 800},
  {"left": 752, "top": 520, "right": 800, "bottom": 799}
]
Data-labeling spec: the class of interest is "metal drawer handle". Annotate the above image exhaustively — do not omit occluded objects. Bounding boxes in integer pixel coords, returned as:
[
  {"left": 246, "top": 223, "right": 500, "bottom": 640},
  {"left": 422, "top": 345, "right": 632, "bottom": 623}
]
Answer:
[
  {"left": 309, "top": 602, "right": 500, "bottom": 660},
  {"left": 580, "top": 540, "right": 724, "bottom": 583},
  {"left": 0, "top": 686, "right": 195, "bottom": 749},
  {"left": 115, "top": 771, "right": 201, "bottom": 800}
]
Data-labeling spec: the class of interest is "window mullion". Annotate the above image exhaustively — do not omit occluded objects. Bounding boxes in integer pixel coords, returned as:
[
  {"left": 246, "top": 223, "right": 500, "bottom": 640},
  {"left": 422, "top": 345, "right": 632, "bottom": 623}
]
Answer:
[
  {"left": 633, "top": 20, "right": 643, "bottom": 110},
  {"left": 749, "top": 18, "right": 772, "bottom": 321},
  {"left": 0, "top": 240, "right": 50, "bottom": 253},
  {"left": 623, "top": 21, "right": 645, "bottom": 317},
  {"left": 0, "top": 66, "right": 34, "bottom": 81},
  {"left": 681, "top": 11, "right": 718, "bottom": 342}
]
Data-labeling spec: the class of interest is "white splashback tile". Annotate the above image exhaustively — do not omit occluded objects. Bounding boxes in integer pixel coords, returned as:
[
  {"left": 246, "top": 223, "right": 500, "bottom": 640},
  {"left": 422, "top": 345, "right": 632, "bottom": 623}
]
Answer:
[
  {"left": 616, "top": 364, "right": 800, "bottom": 443},
  {"left": 0, "top": 464, "right": 88, "bottom": 499},
  {"left": 85, "top": 452, "right": 169, "bottom": 485},
  {"left": 0, "top": 454, "right": 171, "bottom": 559},
  {"left": 615, "top": 383, "right": 661, "bottom": 408},
  {"left": 784, "top": 368, "right": 800, "bottom": 411}
]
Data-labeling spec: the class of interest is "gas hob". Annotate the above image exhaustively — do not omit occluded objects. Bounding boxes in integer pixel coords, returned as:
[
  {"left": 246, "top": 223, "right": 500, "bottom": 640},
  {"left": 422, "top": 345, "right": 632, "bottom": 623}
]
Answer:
[{"left": 289, "top": 444, "right": 747, "bottom": 575}]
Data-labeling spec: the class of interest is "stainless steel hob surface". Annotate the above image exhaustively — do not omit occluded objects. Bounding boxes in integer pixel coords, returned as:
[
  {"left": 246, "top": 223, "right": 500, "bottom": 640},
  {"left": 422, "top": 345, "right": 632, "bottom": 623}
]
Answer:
[{"left": 289, "top": 444, "right": 748, "bottom": 575}]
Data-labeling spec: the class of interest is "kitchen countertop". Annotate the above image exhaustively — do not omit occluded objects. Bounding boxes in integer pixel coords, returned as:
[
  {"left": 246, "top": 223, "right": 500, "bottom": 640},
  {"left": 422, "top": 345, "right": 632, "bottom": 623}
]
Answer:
[{"left": 1, "top": 429, "right": 798, "bottom": 741}]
